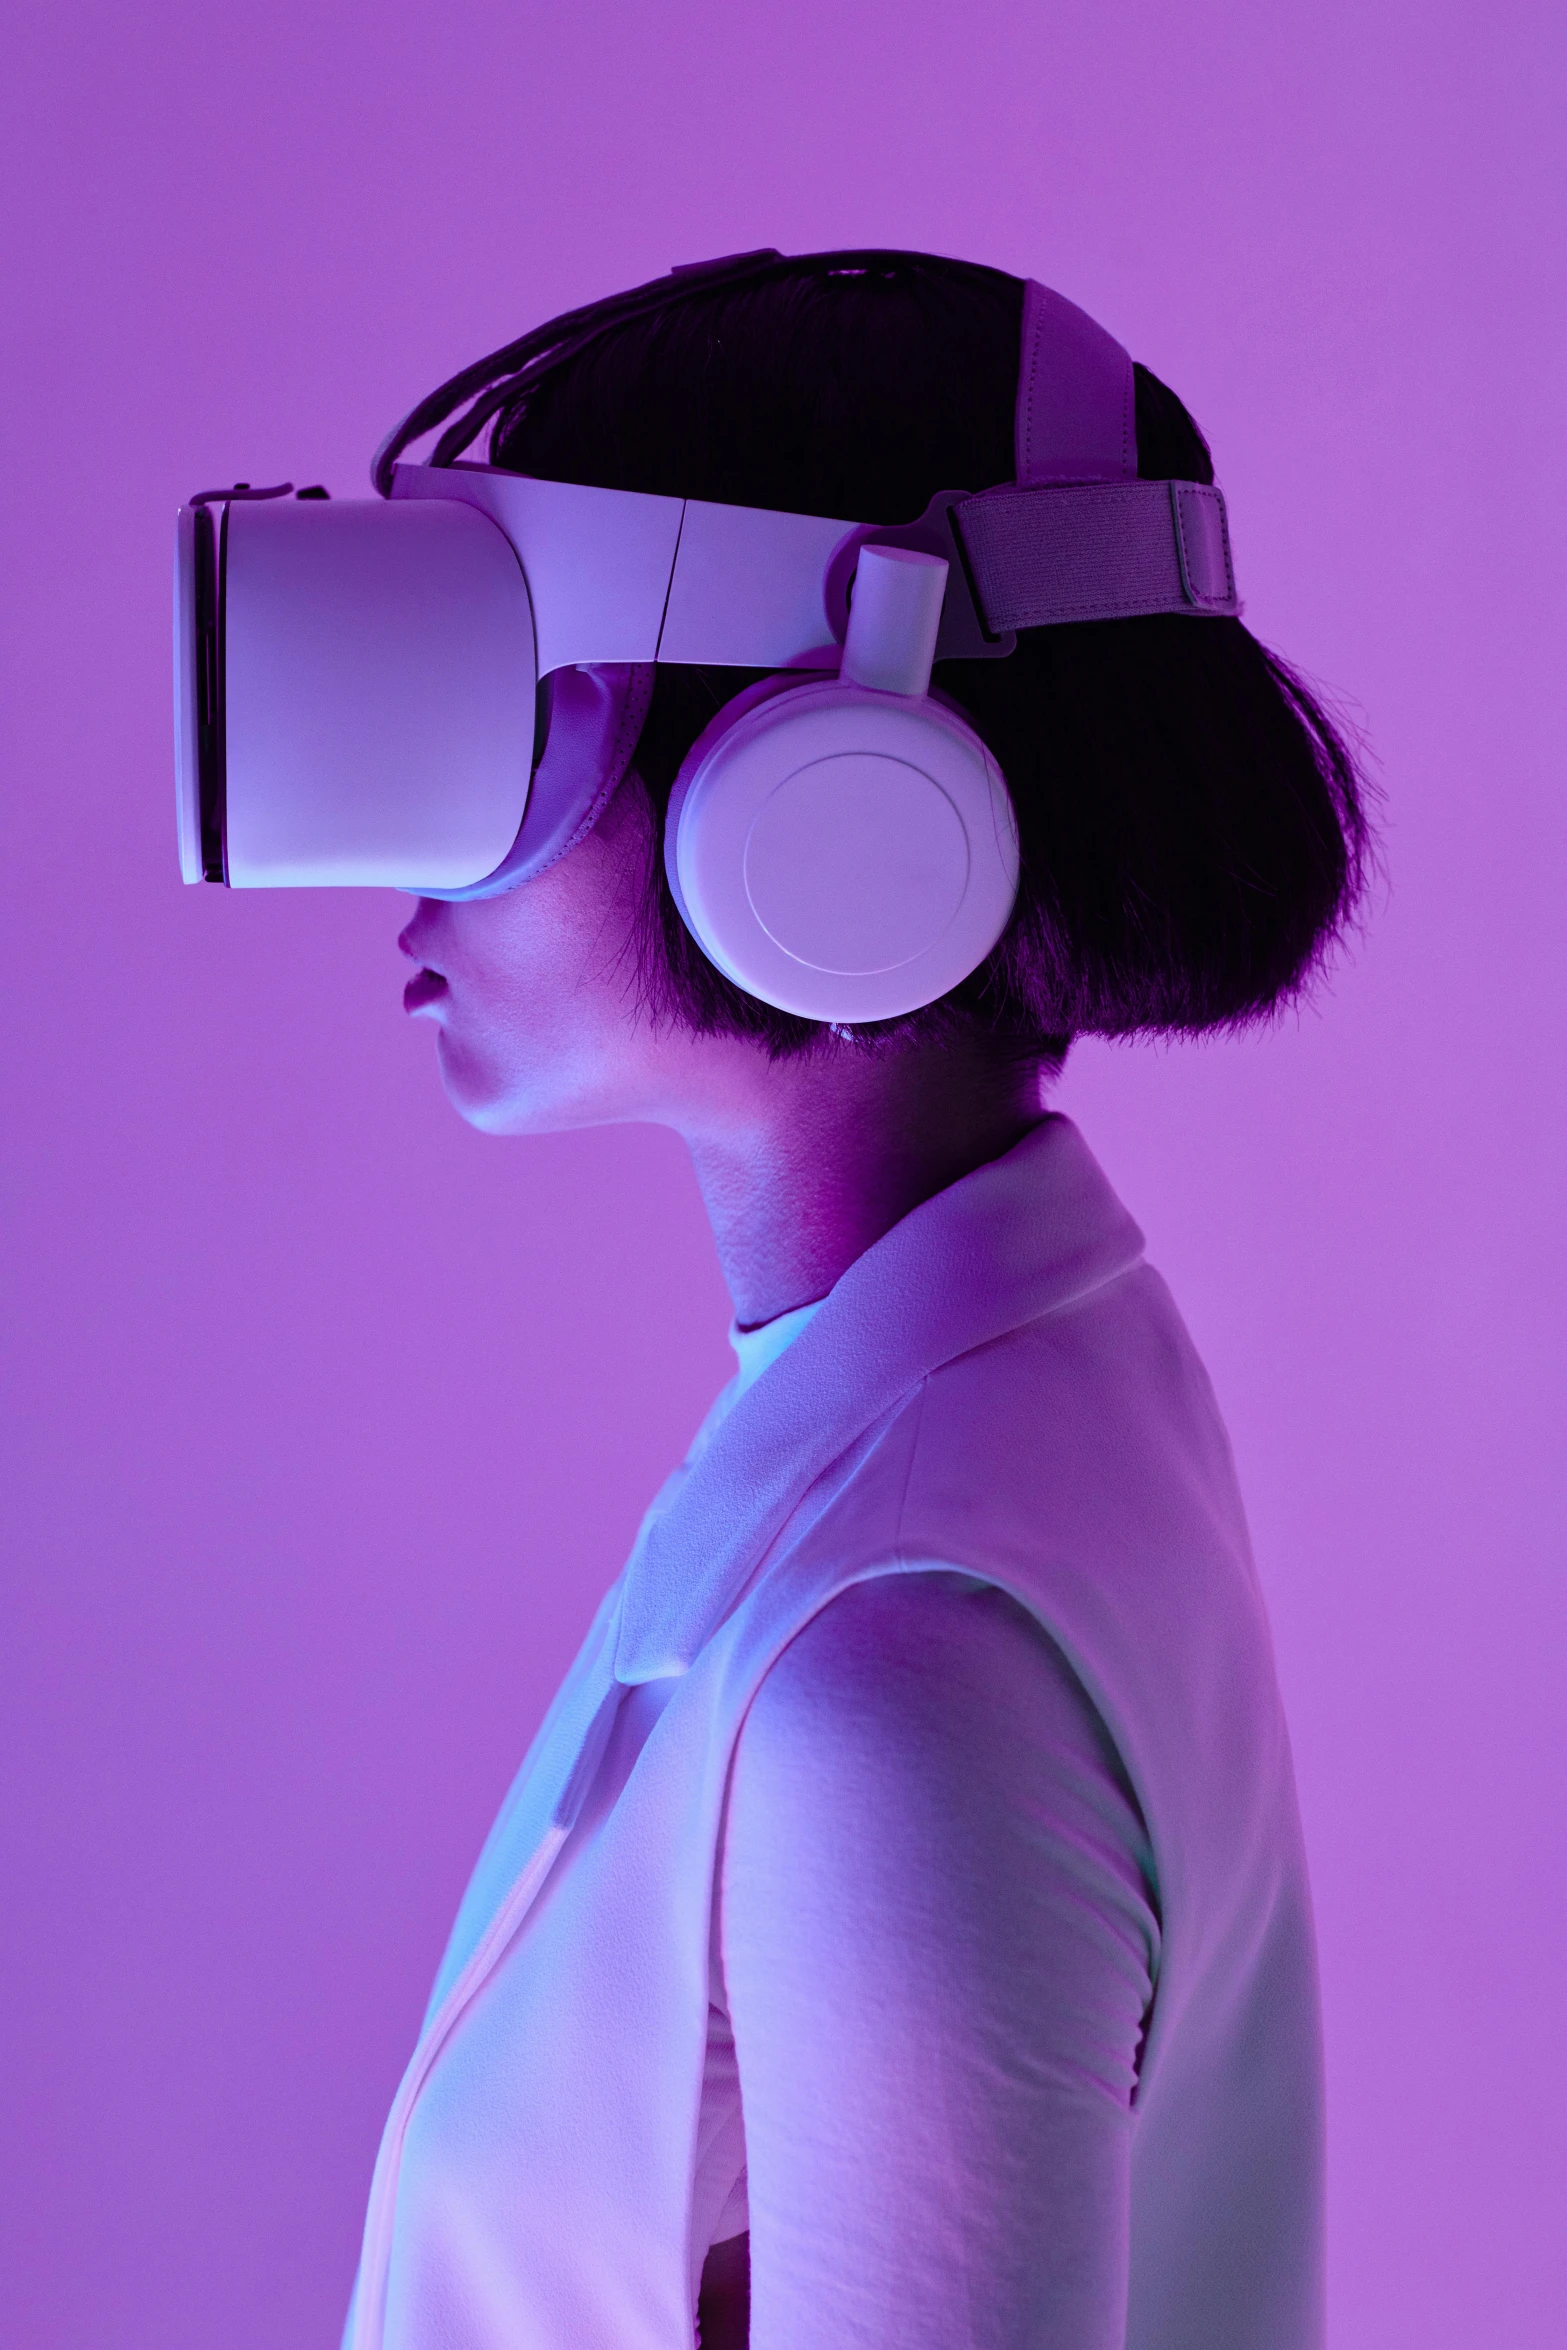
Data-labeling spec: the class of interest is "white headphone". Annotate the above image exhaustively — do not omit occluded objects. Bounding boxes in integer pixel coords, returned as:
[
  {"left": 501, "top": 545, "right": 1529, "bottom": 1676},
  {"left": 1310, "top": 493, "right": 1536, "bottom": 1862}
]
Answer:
[{"left": 664, "top": 546, "right": 1018, "bottom": 1024}]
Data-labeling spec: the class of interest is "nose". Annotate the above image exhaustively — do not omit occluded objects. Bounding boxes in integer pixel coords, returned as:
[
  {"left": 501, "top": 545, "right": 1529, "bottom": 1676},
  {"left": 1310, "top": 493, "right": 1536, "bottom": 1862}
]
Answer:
[{"left": 398, "top": 899, "right": 441, "bottom": 964}]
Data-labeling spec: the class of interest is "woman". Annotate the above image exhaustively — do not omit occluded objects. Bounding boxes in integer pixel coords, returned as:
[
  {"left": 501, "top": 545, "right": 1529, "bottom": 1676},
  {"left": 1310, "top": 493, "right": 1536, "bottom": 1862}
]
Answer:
[{"left": 348, "top": 251, "right": 1367, "bottom": 2349}]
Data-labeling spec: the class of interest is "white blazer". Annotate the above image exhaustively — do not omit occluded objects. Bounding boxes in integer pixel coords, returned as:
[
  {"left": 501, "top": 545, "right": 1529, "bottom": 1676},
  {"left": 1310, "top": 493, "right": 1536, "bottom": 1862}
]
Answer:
[{"left": 345, "top": 1116, "right": 1323, "bottom": 2350}]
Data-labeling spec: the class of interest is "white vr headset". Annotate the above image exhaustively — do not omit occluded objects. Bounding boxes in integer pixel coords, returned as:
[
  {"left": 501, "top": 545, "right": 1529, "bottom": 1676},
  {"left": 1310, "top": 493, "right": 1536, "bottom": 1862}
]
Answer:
[{"left": 174, "top": 261, "right": 1239, "bottom": 1022}]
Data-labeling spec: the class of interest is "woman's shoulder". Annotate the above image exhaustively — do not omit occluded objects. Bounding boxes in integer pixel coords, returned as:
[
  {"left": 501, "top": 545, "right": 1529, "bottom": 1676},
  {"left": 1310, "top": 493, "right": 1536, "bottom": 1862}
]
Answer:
[
  {"left": 743, "top": 1568, "right": 1094, "bottom": 1757},
  {"left": 738, "top": 1567, "right": 1139, "bottom": 1814},
  {"left": 729, "top": 1568, "right": 1159, "bottom": 1989},
  {"left": 894, "top": 1257, "right": 1254, "bottom": 1598}
]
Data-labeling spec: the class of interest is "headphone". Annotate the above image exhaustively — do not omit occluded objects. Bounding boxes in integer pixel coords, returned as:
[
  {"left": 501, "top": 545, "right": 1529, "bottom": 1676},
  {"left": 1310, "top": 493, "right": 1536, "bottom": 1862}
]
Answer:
[
  {"left": 176, "top": 251, "right": 1239, "bottom": 1026},
  {"left": 662, "top": 546, "right": 1017, "bottom": 1023}
]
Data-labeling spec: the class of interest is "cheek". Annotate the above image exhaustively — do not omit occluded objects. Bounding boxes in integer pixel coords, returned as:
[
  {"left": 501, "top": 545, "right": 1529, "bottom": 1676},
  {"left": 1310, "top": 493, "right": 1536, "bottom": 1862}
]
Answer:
[
  {"left": 429, "top": 856, "right": 650, "bottom": 1124},
  {"left": 446, "top": 914, "right": 592, "bottom": 1075},
  {"left": 431, "top": 968, "right": 593, "bottom": 1132}
]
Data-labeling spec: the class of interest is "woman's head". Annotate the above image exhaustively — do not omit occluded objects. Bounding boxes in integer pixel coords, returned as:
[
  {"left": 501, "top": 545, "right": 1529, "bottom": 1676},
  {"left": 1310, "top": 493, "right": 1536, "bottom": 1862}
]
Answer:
[{"left": 400, "top": 251, "right": 1371, "bottom": 1129}]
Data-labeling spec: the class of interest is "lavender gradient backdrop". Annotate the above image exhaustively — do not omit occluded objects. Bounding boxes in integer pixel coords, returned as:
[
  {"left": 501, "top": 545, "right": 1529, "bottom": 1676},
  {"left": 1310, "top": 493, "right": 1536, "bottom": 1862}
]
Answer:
[{"left": 3, "top": 1, "right": 1563, "bottom": 2342}]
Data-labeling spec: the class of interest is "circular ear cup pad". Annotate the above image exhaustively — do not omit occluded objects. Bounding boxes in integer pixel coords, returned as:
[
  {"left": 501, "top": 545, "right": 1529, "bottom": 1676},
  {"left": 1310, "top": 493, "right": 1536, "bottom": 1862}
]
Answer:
[{"left": 666, "top": 678, "right": 1020, "bottom": 1023}]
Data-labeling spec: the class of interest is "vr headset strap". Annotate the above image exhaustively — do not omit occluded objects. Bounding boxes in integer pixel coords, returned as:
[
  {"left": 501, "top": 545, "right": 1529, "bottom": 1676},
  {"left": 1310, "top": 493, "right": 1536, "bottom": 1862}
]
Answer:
[
  {"left": 392, "top": 463, "right": 848, "bottom": 671},
  {"left": 390, "top": 452, "right": 1239, "bottom": 676},
  {"left": 954, "top": 479, "right": 1238, "bottom": 626},
  {"left": 1015, "top": 279, "right": 1138, "bottom": 486}
]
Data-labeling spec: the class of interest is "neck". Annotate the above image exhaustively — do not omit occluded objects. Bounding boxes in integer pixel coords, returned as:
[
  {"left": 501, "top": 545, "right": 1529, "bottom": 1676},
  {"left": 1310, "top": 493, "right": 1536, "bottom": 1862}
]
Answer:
[{"left": 680, "top": 1038, "right": 1049, "bottom": 1328}]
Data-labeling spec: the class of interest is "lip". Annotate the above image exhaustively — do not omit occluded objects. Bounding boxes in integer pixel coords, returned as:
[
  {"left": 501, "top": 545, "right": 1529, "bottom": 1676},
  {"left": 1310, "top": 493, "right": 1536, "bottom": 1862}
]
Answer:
[{"left": 403, "top": 968, "right": 449, "bottom": 1014}]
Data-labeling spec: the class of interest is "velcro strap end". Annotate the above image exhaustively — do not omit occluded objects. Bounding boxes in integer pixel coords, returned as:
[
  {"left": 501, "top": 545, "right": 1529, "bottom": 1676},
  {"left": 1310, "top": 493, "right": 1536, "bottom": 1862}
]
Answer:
[
  {"left": 954, "top": 480, "right": 1240, "bottom": 632},
  {"left": 1171, "top": 484, "right": 1236, "bottom": 610}
]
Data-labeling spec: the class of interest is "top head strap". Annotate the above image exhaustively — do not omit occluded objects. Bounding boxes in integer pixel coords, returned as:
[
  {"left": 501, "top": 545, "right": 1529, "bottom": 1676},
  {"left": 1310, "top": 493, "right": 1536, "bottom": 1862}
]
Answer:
[{"left": 1015, "top": 280, "right": 1137, "bottom": 486}]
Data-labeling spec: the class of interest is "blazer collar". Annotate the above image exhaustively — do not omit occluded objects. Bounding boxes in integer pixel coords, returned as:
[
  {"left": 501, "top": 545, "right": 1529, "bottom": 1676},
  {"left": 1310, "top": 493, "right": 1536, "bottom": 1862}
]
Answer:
[{"left": 614, "top": 1114, "right": 1144, "bottom": 1683}]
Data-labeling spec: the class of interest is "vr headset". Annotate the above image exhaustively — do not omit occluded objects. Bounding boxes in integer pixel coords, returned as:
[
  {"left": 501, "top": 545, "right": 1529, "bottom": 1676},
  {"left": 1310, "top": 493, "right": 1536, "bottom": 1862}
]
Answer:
[{"left": 174, "top": 253, "right": 1239, "bottom": 1022}]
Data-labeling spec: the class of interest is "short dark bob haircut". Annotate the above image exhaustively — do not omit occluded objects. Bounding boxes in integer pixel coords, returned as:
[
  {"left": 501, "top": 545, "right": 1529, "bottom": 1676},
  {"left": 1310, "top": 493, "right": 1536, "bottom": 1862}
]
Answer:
[{"left": 406, "top": 250, "right": 1371, "bottom": 1061}]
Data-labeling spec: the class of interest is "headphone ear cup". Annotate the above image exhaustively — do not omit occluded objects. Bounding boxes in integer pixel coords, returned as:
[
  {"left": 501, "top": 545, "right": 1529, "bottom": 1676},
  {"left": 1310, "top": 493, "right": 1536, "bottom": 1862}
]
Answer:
[{"left": 666, "top": 677, "right": 1019, "bottom": 1023}]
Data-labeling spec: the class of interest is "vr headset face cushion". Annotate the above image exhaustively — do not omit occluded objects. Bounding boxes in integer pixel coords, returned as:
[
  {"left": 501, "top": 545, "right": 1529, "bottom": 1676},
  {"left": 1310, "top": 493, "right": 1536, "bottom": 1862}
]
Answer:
[{"left": 414, "top": 662, "right": 655, "bottom": 902}]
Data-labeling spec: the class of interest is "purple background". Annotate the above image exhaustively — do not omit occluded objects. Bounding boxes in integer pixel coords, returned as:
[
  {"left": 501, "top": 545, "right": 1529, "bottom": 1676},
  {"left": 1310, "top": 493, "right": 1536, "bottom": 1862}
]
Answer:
[{"left": 3, "top": 1, "right": 1563, "bottom": 2341}]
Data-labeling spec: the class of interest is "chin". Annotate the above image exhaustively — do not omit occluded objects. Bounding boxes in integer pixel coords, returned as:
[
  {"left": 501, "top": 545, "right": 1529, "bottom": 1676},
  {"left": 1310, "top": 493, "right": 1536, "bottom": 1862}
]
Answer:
[
  {"left": 434, "top": 1033, "right": 594, "bottom": 1137},
  {"left": 433, "top": 1034, "right": 524, "bottom": 1133}
]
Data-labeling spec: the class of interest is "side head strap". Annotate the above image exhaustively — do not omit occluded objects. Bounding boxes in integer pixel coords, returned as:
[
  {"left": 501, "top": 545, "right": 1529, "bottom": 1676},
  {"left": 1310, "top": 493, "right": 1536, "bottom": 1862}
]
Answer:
[{"left": 956, "top": 477, "right": 1237, "bottom": 627}]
